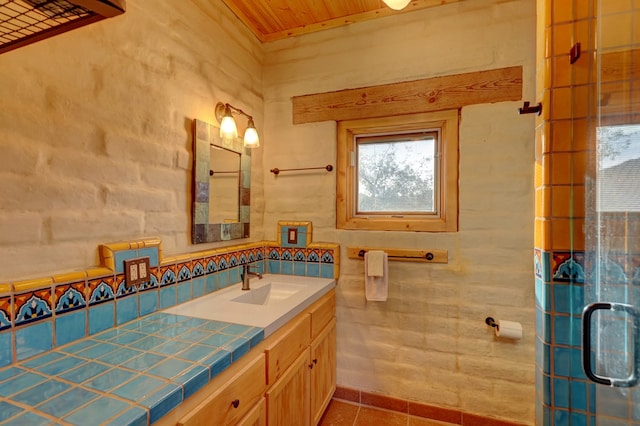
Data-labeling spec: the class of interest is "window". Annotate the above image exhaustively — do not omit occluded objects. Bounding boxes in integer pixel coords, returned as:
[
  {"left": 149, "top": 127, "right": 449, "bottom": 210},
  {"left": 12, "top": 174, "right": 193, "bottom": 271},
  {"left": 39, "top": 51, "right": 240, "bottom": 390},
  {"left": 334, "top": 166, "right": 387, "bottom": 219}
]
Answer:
[{"left": 337, "top": 110, "right": 459, "bottom": 232}]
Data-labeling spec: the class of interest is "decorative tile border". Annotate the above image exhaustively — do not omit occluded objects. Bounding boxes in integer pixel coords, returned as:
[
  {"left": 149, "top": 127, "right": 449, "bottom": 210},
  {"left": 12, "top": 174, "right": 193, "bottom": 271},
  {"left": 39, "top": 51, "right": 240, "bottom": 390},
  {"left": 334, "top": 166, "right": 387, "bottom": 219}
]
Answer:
[
  {"left": 54, "top": 280, "right": 86, "bottom": 315},
  {"left": 266, "top": 244, "right": 339, "bottom": 278},
  {"left": 0, "top": 285, "right": 12, "bottom": 332},
  {"left": 0, "top": 233, "right": 339, "bottom": 368},
  {"left": 14, "top": 288, "right": 53, "bottom": 327},
  {"left": 552, "top": 252, "right": 586, "bottom": 283},
  {"left": 87, "top": 275, "right": 116, "bottom": 306}
]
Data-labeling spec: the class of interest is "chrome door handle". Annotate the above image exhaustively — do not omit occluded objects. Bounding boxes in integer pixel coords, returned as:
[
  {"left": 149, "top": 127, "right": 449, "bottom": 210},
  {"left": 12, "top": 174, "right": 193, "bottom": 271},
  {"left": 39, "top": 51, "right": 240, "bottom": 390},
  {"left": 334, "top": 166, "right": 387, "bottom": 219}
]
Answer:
[{"left": 582, "top": 302, "right": 640, "bottom": 387}]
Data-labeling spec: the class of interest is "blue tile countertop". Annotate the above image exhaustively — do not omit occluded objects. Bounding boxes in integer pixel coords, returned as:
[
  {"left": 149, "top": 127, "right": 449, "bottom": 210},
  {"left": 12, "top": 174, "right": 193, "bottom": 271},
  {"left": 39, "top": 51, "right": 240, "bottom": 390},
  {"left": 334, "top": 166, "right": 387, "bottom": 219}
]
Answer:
[{"left": 0, "top": 313, "right": 264, "bottom": 425}]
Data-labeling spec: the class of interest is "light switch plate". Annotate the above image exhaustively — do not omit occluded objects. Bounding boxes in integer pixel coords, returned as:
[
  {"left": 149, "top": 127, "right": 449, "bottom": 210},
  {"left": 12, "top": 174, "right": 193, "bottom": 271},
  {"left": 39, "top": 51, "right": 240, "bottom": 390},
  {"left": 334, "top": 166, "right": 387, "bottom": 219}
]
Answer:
[
  {"left": 287, "top": 227, "right": 298, "bottom": 244},
  {"left": 124, "top": 256, "right": 151, "bottom": 288}
]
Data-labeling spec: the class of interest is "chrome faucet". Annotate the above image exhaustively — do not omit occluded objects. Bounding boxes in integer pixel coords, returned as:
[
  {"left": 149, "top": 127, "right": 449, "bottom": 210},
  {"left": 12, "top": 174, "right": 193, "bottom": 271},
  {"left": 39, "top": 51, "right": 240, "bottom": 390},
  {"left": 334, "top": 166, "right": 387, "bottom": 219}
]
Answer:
[{"left": 241, "top": 264, "right": 263, "bottom": 290}]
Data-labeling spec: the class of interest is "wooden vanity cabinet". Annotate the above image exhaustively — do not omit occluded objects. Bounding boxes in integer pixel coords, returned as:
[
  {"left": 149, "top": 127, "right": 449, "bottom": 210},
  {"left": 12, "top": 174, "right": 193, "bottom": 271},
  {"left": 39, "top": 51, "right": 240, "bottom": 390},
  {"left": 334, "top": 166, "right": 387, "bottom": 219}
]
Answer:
[
  {"left": 167, "top": 289, "right": 336, "bottom": 426},
  {"left": 265, "top": 291, "right": 336, "bottom": 426}
]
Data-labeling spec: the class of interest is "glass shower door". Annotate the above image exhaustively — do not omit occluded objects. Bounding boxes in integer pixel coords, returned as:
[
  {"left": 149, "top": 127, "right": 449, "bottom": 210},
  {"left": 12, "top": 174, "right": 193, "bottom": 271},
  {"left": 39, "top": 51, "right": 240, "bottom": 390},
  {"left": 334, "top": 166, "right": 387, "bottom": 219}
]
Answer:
[{"left": 582, "top": 1, "right": 640, "bottom": 423}]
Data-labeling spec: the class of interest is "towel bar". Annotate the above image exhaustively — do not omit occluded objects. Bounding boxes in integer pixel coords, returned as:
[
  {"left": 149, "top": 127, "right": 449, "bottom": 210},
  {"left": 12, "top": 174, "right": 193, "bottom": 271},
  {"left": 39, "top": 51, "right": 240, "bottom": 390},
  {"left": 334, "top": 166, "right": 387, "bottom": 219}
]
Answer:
[
  {"left": 270, "top": 164, "right": 333, "bottom": 175},
  {"left": 347, "top": 247, "right": 448, "bottom": 264}
]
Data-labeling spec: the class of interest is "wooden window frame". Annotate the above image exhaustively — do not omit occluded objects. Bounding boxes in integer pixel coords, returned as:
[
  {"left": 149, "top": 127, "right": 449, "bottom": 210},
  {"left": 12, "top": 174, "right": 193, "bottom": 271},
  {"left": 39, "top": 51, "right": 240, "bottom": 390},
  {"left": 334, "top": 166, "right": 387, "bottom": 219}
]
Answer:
[{"left": 337, "top": 109, "right": 459, "bottom": 232}]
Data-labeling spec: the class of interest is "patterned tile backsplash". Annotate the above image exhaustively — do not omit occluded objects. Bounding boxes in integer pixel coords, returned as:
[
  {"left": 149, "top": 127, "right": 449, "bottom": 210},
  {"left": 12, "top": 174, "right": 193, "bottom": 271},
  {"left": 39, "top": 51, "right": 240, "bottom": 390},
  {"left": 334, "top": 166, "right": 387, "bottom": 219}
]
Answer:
[
  {"left": 0, "top": 232, "right": 340, "bottom": 369},
  {"left": 0, "top": 224, "right": 339, "bottom": 425}
]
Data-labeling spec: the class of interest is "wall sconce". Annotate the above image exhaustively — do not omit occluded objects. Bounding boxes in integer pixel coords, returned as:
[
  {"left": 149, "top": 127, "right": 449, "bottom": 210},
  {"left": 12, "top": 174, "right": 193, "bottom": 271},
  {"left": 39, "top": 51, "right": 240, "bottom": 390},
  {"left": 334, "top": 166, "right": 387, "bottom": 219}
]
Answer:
[
  {"left": 214, "top": 102, "right": 260, "bottom": 148},
  {"left": 382, "top": 0, "right": 411, "bottom": 10}
]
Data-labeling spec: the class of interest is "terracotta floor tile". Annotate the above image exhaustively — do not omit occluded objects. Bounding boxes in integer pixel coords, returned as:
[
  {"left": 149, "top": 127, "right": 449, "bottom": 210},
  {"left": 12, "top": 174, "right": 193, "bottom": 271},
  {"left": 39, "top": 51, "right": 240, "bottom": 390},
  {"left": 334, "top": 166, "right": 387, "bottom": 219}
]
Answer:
[
  {"left": 319, "top": 399, "right": 360, "bottom": 426},
  {"left": 319, "top": 398, "right": 465, "bottom": 426},
  {"left": 354, "top": 406, "right": 407, "bottom": 426},
  {"left": 462, "top": 413, "right": 526, "bottom": 426},
  {"left": 409, "top": 416, "right": 458, "bottom": 426}
]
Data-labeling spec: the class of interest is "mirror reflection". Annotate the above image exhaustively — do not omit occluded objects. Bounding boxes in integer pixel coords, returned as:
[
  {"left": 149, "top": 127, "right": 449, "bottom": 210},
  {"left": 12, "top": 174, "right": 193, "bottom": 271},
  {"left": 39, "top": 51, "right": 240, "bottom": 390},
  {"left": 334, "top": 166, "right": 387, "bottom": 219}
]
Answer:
[
  {"left": 192, "top": 119, "right": 250, "bottom": 243},
  {"left": 209, "top": 146, "right": 240, "bottom": 223}
]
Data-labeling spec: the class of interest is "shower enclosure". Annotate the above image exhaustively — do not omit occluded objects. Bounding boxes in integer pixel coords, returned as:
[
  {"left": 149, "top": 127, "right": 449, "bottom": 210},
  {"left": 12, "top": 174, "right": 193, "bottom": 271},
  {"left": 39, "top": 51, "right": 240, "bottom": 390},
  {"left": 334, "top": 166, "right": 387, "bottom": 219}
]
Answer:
[
  {"left": 535, "top": 0, "right": 640, "bottom": 424},
  {"left": 582, "top": 0, "right": 640, "bottom": 422},
  {"left": 582, "top": 0, "right": 640, "bottom": 425}
]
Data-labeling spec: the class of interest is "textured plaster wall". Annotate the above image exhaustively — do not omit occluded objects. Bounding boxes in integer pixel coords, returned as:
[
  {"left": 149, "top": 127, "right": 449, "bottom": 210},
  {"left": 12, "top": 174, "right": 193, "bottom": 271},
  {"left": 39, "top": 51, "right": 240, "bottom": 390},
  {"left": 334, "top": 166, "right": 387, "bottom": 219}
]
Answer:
[
  {"left": 262, "top": 0, "right": 537, "bottom": 423},
  {"left": 0, "top": 0, "right": 264, "bottom": 281},
  {"left": 1, "top": 0, "right": 538, "bottom": 422}
]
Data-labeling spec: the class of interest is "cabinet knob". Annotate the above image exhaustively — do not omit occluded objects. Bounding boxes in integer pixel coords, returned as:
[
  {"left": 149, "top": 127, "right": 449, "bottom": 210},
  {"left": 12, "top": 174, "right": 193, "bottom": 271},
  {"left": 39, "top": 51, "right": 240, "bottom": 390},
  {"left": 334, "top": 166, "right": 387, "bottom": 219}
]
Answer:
[
  {"left": 232, "top": 399, "right": 240, "bottom": 408},
  {"left": 308, "top": 363, "right": 314, "bottom": 369},
  {"left": 313, "top": 358, "right": 318, "bottom": 364}
]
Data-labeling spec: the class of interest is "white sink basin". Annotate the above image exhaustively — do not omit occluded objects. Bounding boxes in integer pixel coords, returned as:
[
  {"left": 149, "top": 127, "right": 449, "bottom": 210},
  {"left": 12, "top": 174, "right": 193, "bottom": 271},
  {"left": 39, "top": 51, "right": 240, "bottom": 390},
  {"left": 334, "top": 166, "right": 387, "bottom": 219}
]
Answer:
[
  {"left": 162, "top": 274, "right": 335, "bottom": 336},
  {"left": 231, "top": 282, "right": 301, "bottom": 305}
]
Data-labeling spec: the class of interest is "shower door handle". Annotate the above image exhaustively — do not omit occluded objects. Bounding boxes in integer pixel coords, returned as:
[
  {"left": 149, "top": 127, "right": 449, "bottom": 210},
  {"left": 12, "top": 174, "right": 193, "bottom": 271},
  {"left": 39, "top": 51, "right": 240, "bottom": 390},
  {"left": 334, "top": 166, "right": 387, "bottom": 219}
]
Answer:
[{"left": 582, "top": 302, "right": 640, "bottom": 387}]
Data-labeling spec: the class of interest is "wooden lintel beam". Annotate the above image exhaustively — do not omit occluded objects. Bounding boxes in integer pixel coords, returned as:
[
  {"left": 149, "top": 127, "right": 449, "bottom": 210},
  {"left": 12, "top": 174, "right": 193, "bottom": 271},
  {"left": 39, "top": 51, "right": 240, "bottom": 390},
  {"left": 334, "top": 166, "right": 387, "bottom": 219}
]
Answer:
[{"left": 292, "top": 66, "right": 523, "bottom": 124}]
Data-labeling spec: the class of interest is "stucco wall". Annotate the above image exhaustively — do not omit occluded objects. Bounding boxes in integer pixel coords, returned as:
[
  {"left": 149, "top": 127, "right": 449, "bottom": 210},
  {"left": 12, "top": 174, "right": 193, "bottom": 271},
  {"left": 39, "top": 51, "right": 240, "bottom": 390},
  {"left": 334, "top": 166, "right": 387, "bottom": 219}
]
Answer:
[
  {"left": 0, "top": 0, "right": 264, "bottom": 281},
  {"left": 1, "top": 0, "right": 537, "bottom": 422},
  {"left": 262, "top": 0, "right": 537, "bottom": 422}
]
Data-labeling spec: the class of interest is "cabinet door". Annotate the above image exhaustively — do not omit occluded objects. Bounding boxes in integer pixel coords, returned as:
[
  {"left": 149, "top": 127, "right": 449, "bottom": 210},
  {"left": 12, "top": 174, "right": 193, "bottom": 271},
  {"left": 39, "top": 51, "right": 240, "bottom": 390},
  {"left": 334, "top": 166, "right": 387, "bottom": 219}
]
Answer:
[
  {"left": 178, "top": 354, "right": 266, "bottom": 426},
  {"left": 265, "top": 312, "right": 310, "bottom": 386},
  {"left": 309, "top": 291, "right": 335, "bottom": 340},
  {"left": 310, "top": 318, "right": 336, "bottom": 425},
  {"left": 266, "top": 348, "right": 310, "bottom": 426},
  {"left": 238, "top": 397, "right": 266, "bottom": 426}
]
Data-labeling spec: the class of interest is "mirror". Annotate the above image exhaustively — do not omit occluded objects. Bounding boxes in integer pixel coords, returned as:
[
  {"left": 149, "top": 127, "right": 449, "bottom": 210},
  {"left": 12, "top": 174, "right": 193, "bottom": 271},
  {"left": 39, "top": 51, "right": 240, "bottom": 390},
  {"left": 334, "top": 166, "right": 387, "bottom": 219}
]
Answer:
[
  {"left": 209, "top": 147, "right": 240, "bottom": 223},
  {"left": 192, "top": 119, "right": 250, "bottom": 243}
]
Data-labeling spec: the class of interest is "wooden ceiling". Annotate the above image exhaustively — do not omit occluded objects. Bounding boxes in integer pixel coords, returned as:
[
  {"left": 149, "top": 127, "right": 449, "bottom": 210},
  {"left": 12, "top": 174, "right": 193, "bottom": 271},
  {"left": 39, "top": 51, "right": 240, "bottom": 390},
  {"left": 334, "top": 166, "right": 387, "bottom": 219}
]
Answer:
[{"left": 221, "top": 0, "right": 462, "bottom": 42}]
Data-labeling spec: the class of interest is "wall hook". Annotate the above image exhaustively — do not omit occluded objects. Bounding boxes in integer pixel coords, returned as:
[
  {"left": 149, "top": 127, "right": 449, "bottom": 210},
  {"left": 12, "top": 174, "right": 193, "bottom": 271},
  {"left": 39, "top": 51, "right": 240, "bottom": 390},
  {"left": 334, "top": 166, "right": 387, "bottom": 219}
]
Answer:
[{"left": 518, "top": 101, "right": 542, "bottom": 116}]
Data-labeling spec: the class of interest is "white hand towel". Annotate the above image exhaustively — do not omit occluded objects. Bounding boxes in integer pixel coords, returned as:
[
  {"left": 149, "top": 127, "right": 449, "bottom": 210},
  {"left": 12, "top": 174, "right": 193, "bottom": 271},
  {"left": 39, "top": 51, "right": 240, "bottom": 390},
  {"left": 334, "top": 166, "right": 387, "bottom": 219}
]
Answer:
[
  {"left": 366, "top": 250, "right": 385, "bottom": 277},
  {"left": 364, "top": 252, "right": 388, "bottom": 301}
]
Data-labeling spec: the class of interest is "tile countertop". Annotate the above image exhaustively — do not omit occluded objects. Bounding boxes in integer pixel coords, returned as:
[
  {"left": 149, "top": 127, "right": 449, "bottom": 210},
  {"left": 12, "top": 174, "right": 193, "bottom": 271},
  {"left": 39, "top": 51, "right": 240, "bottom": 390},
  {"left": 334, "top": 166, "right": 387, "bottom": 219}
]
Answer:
[{"left": 0, "top": 313, "right": 264, "bottom": 426}]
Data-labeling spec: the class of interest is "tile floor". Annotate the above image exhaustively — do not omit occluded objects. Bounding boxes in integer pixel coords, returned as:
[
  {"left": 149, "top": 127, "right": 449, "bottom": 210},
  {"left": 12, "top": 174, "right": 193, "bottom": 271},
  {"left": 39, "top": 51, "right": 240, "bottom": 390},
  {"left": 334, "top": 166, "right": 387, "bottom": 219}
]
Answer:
[{"left": 319, "top": 399, "right": 457, "bottom": 426}]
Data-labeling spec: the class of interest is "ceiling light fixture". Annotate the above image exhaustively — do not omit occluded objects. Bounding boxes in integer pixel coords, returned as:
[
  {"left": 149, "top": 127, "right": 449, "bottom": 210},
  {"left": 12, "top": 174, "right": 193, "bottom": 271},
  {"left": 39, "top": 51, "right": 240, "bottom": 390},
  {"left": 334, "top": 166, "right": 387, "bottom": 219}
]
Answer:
[
  {"left": 214, "top": 102, "right": 260, "bottom": 148},
  {"left": 382, "top": 0, "right": 411, "bottom": 10}
]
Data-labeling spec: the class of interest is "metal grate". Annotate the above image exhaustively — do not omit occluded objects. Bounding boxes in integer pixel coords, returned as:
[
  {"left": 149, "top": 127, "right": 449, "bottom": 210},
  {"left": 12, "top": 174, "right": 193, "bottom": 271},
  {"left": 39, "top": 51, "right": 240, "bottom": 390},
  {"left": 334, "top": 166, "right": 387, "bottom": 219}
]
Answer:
[{"left": 0, "top": 0, "right": 94, "bottom": 46}]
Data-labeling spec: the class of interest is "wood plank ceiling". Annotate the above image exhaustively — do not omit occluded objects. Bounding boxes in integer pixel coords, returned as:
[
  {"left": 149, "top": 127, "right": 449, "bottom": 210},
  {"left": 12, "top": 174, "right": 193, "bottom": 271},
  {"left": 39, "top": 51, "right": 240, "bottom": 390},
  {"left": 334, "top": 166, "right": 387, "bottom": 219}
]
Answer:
[{"left": 220, "top": 0, "right": 462, "bottom": 42}]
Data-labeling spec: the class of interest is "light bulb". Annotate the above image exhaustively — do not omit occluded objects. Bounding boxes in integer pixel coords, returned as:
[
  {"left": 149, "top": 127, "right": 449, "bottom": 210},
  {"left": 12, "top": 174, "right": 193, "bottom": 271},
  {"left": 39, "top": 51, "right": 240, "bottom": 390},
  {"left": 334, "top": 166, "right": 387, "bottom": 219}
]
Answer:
[
  {"left": 243, "top": 118, "right": 260, "bottom": 148},
  {"left": 219, "top": 105, "right": 238, "bottom": 142},
  {"left": 382, "top": 0, "right": 411, "bottom": 10}
]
